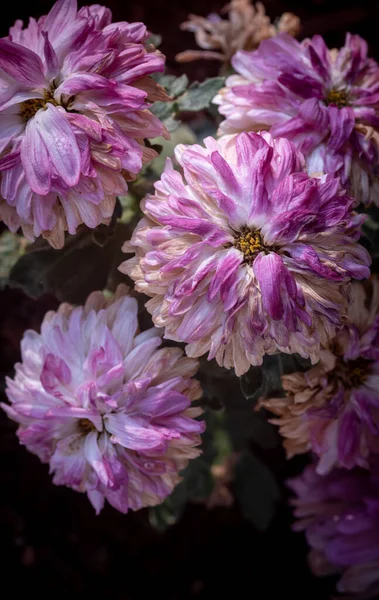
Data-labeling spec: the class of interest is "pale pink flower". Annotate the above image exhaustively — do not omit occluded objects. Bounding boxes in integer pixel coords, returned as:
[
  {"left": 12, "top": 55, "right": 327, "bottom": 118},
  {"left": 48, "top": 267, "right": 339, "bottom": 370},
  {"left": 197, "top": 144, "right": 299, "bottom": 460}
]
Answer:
[
  {"left": 0, "top": 0, "right": 168, "bottom": 248},
  {"left": 120, "top": 131, "right": 370, "bottom": 376},
  {"left": 2, "top": 285, "right": 204, "bottom": 514},
  {"left": 214, "top": 33, "right": 379, "bottom": 206}
]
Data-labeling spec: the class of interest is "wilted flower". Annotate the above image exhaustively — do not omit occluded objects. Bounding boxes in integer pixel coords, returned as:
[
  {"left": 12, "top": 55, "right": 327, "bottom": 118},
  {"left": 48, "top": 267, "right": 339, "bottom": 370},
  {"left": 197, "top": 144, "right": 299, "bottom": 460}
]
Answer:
[
  {"left": 260, "top": 278, "right": 379, "bottom": 474},
  {"left": 1, "top": 285, "right": 204, "bottom": 514},
  {"left": 120, "top": 131, "right": 370, "bottom": 376},
  {"left": 0, "top": 0, "right": 168, "bottom": 248},
  {"left": 176, "top": 0, "right": 300, "bottom": 66},
  {"left": 214, "top": 33, "right": 379, "bottom": 206},
  {"left": 289, "top": 463, "right": 379, "bottom": 598}
]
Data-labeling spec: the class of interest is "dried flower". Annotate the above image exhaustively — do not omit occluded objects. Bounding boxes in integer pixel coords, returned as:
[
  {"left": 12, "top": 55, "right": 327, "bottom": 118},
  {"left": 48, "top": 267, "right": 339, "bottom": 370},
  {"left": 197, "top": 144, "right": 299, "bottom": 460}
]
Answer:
[
  {"left": 260, "top": 278, "right": 379, "bottom": 473},
  {"left": 289, "top": 462, "right": 379, "bottom": 598},
  {"left": 176, "top": 0, "right": 300, "bottom": 66},
  {"left": 0, "top": 0, "right": 168, "bottom": 248},
  {"left": 120, "top": 131, "right": 370, "bottom": 376},
  {"left": 2, "top": 285, "right": 204, "bottom": 514},
  {"left": 214, "top": 33, "right": 379, "bottom": 205}
]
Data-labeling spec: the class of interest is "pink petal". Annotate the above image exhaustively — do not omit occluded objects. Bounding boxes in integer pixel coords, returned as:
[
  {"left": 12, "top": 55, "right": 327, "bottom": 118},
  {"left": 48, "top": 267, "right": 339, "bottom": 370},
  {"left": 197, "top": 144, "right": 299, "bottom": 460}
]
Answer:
[
  {"left": 0, "top": 39, "right": 46, "bottom": 87},
  {"left": 44, "top": 0, "right": 78, "bottom": 43},
  {"left": 21, "top": 116, "right": 51, "bottom": 195},
  {"left": 31, "top": 104, "right": 81, "bottom": 189},
  {"left": 105, "top": 414, "right": 165, "bottom": 451}
]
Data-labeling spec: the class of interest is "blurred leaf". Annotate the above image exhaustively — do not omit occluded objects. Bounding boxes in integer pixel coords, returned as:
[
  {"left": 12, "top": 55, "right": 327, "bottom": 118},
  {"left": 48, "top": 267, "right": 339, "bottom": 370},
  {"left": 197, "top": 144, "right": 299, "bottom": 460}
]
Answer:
[
  {"left": 9, "top": 209, "right": 131, "bottom": 304},
  {"left": 0, "top": 231, "right": 28, "bottom": 280},
  {"left": 234, "top": 452, "right": 281, "bottom": 531},
  {"left": 149, "top": 125, "right": 197, "bottom": 176},
  {"left": 146, "top": 33, "right": 162, "bottom": 48},
  {"left": 239, "top": 365, "right": 264, "bottom": 402},
  {"left": 150, "top": 100, "right": 176, "bottom": 121},
  {"left": 177, "top": 77, "right": 225, "bottom": 112},
  {"left": 150, "top": 74, "right": 189, "bottom": 131},
  {"left": 118, "top": 194, "right": 139, "bottom": 224},
  {"left": 154, "top": 74, "right": 189, "bottom": 98},
  {"left": 197, "top": 358, "right": 279, "bottom": 451},
  {"left": 151, "top": 76, "right": 224, "bottom": 131},
  {"left": 155, "top": 74, "right": 189, "bottom": 98},
  {"left": 226, "top": 410, "right": 279, "bottom": 451}
]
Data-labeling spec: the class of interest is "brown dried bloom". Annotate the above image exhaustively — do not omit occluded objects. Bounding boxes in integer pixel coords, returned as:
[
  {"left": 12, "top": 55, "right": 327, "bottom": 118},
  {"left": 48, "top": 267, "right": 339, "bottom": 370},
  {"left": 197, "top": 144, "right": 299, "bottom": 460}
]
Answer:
[
  {"left": 258, "top": 279, "right": 379, "bottom": 475},
  {"left": 175, "top": 0, "right": 300, "bottom": 66},
  {"left": 257, "top": 350, "right": 337, "bottom": 460}
]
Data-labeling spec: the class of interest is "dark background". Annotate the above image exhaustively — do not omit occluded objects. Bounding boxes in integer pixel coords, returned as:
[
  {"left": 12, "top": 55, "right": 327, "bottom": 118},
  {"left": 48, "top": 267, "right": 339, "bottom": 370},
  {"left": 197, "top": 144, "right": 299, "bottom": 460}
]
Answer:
[{"left": 1, "top": 1, "right": 379, "bottom": 598}]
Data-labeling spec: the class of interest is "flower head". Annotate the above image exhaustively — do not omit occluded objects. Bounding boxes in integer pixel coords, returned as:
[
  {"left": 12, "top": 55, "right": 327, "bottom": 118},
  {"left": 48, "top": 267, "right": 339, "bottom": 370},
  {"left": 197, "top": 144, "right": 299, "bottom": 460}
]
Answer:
[
  {"left": 2, "top": 285, "right": 204, "bottom": 514},
  {"left": 260, "top": 278, "right": 379, "bottom": 473},
  {"left": 0, "top": 0, "right": 168, "bottom": 248},
  {"left": 289, "top": 462, "right": 379, "bottom": 598},
  {"left": 214, "top": 33, "right": 379, "bottom": 206},
  {"left": 176, "top": 0, "right": 300, "bottom": 66},
  {"left": 120, "top": 131, "right": 370, "bottom": 376}
]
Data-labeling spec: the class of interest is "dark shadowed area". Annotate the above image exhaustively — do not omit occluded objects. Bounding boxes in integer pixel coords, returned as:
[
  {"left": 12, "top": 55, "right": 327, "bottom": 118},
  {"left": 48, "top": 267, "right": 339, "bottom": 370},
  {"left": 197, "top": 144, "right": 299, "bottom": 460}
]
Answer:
[{"left": 0, "top": 1, "right": 378, "bottom": 598}]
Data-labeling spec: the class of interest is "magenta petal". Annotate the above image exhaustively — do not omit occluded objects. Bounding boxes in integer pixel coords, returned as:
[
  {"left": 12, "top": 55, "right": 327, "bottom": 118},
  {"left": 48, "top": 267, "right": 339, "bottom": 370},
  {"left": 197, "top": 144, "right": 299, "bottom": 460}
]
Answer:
[
  {"left": 328, "top": 106, "right": 355, "bottom": 150},
  {"left": 253, "top": 252, "right": 287, "bottom": 320},
  {"left": 21, "top": 118, "right": 51, "bottom": 195},
  {"left": 0, "top": 150, "right": 21, "bottom": 171},
  {"left": 56, "top": 73, "right": 111, "bottom": 96},
  {"left": 84, "top": 432, "right": 114, "bottom": 488},
  {"left": 105, "top": 414, "right": 164, "bottom": 451},
  {"left": 33, "top": 104, "right": 81, "bottom": 188},
  {"left": 42, "top": 31, "right": 59, "bottom": 80},
  {"left": 0, "top": 39, "right": 46, "bottom": 87},
  {"left": 44, "top": 0, "right": 78, "bottom": 43}
]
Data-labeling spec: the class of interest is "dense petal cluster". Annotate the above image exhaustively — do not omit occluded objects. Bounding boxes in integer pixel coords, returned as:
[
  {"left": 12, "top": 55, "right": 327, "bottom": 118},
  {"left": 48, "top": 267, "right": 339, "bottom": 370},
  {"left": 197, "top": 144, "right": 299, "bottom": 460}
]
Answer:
[
  {"left": 0, "top": 0, "right": 168, "bottom": 248},
  {"left": 120, "top": 131, "right": 370, "bottom": 376},
  {"left": 1, "top": 285, "right": 204, "bottom": 514},
  {"left": 176, "top": 0, "right": 300, "bottom": 65},
  {"left": 214, "top": 33, "right": 379, "bottom": 206},
  {"left": 260, "top": 278, "right": 379, "bottom": 474},
  {"left": 289, "top": 463, "right": 379, "bottom": 598}
]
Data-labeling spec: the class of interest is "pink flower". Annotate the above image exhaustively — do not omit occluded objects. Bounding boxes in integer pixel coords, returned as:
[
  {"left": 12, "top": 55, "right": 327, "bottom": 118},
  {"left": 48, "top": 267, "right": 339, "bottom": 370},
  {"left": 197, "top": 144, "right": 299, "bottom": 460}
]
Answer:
[
  {"left": 289, "top": 462, "right": 379, "bottom": 598},
  {"left": 260, "top": 278, "right": 379, "bottom": 474},
  {"left": 214, "top": 33, "right": 379, "bottom": 206},
  {"left": 0, "top": 0, "right": 168, "bottom": 248},
  {"left": 120, "top": 131, "right": 370, "bottom": 376},
  {"left": 2, "top": 285, "right": 204, "bottom": 514}
]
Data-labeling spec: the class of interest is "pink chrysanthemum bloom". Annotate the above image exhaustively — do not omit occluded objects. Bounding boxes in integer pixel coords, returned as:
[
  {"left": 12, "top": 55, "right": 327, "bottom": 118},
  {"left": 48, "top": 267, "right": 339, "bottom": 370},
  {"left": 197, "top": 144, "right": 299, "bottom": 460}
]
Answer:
[
  {"left": 120, "top": 131, "right": 371, "bottom": 376},
  {"left": 0, "top": 0, "right": 168, "bottom": 248},
  {"left": 260, "top": 278, "right": 379, "bottom": 474},
  {"left": 1, "top": 285, "right": 204, "bottom": 514},
  {"left": 214, "top": 33, "right": 379, "bottom": 206},
  {"left": 289, "top": 463, "right": 379, "bottom": 598}
]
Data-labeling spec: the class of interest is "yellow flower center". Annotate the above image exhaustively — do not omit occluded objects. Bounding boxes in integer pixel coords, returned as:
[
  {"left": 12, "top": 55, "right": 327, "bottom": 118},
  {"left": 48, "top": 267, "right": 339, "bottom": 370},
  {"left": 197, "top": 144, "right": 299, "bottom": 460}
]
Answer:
[
  {"left": 346, "top": 359, "right": 369, "bottom": 388},
  {"left": 19, "top": 90, "right": 60, "bottom": 123},
  {"left": 78, "top": 418, "right": 96, "bottom": 434},
  {"left": 333, "top": 357, "right": 370, "bottom": 389},
  {"left": 234, "top": 227, "right": 263, "bottom": 262},
  {"left": 324, "top": 88, "right": 349, "bottom": 108}
]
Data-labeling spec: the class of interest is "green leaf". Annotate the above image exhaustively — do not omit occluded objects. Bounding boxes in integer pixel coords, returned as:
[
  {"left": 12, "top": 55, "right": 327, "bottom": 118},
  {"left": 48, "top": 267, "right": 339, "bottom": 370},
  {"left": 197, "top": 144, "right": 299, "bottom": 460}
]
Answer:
[
  {"left": 234, "top": 452, "right": 281, "bottom": 531},
  {"left": 177, "top": 77, "right": 225, "bottom": 112},
  {"left": 0, "top": 231, "right": 27, "bottom": 280},
  {"left": 153, "top": 73, "right": 189, "bottom": 98},
  {"left": 146, "top": 33, "right": 162, "bottom": 48},
  {"left": 150, "top": 100, "right": 177, "bottom": 121}
]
